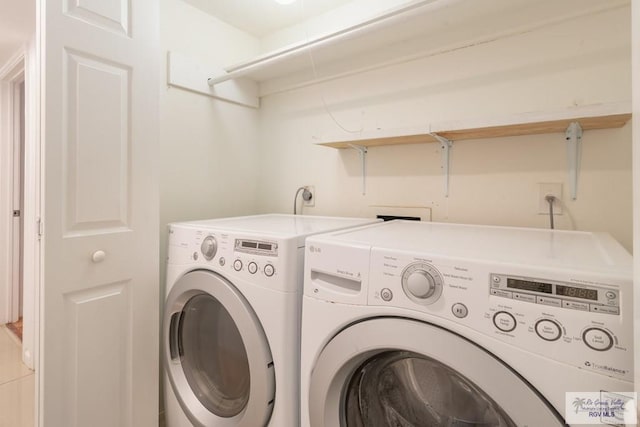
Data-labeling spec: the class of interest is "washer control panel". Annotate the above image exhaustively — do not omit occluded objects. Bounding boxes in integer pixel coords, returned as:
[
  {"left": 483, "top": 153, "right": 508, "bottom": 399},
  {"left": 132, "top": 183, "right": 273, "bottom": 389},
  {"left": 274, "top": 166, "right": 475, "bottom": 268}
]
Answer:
[
  {"left": 490, "top": 273, "right": 619, "bottom": 315},
  {"left": 362, "top": 248, "right": 633, "bottom": 382}
]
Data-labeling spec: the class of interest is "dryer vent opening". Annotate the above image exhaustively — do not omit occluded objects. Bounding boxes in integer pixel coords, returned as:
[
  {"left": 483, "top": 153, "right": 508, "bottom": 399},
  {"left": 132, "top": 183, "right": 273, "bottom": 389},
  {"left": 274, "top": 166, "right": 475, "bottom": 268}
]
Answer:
[{"left": 376, "top": 215, "right": 421, "bottom": 222}]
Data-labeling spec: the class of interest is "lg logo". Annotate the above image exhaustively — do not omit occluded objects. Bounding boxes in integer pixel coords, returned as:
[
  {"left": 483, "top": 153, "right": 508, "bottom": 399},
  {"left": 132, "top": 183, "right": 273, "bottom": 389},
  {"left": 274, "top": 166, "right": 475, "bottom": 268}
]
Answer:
[{"left": 584, "top": 361, "right": 591, "bottom": 367}]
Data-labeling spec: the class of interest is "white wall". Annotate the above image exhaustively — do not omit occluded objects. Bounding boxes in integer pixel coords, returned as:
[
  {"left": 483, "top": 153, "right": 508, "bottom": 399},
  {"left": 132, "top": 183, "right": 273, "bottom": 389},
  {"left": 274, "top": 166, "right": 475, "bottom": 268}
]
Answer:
[
  {"left": 159, "top": 1, "right": 261, "bottom": 417},
  {"left": 260, "top": 0, "right": 415, "bottom": 52},
  {"left": 256, "top": 5, "right": 633, "bottom": 252},
  {"left": 160, "top": 0, "right": 261, "bottom": 286}
]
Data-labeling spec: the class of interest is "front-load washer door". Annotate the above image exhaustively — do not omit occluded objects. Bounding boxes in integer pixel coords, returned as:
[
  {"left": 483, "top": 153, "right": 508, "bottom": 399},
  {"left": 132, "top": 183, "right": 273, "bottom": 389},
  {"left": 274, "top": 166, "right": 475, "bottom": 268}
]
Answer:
[
  {"left": 309, "top": 318, "right": 565, "bottom": 427},
  {"left": 164, "top": 270, "right": 275, "bottom": 427}
]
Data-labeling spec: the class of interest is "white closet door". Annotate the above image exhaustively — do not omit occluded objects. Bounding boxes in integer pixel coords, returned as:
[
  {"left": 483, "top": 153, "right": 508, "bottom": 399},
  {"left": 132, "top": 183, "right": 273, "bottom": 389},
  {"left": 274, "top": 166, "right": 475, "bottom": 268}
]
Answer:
[{"left": 38, "top": 0, "right": 159, "bottom": 425}]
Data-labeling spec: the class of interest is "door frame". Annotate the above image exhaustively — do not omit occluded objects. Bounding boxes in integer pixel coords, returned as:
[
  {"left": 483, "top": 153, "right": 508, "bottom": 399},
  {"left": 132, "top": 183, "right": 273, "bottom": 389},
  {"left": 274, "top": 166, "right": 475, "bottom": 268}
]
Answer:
[
  {"left": 0, "top": 50, "right": 26, "bottom": 325},
  {"left": 0, "top": 40, "right": 41, "bottom": 372}
]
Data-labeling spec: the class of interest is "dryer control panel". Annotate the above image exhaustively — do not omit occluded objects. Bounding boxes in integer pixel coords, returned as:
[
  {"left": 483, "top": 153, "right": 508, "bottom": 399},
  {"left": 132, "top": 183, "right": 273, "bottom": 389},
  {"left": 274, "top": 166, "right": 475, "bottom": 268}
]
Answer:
[{"left": 167, "top": 225, "right": 299, "bottom": 293}]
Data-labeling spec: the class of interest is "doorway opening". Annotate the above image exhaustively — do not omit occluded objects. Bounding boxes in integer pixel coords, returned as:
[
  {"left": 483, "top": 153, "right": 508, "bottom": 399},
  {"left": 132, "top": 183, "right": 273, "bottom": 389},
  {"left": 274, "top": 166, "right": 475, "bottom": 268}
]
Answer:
[
  {"left": 1, "top": 39, "right": 40, "bottom": 369},
  {"left": 0, "top": 43, "right": 39, "bottom": 426},
  {"left": 8, "top": 78, "right": 26, "bottom": 340}
]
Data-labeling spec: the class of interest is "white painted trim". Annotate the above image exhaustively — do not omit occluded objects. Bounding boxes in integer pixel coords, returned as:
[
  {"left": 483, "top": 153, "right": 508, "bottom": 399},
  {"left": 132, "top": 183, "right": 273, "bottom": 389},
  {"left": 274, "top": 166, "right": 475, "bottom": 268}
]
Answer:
[
  {"left": 0, "top": 50, "right": 26, "bottom": 325},
  {"left": 631, "top": 0, "right": 640, "bottom": 397},
  {"left": 11, "top": 75, "right": 24, "bottom": 323},
  {"left": 0, "top": 50, "right": 26, "bottom": 81},
  {"left": 21, "top": 37, "right": 39, "bottom": 371}
]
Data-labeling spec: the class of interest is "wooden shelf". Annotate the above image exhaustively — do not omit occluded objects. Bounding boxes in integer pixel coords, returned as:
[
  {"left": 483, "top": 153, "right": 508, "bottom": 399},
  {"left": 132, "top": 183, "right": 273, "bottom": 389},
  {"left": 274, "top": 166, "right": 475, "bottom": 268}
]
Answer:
[
  {"left": 315, "top": 103, "right": 631, "bottom": 199},
  {"left": 437, "top": 113, "right": 631, "bottom": 142},
  {"left": 317, "top": 105, "right": 631, "bottom": 149}
]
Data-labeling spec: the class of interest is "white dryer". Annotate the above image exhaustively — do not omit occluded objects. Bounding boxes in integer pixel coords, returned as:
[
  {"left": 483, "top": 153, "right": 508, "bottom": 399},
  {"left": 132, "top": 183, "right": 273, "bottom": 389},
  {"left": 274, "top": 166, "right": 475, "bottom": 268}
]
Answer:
[
  {"left": 301, "top": 221, "right": 633, "bottom": 426},
  {"left": 163, "top": 214, "right": 379, "bottom": 427}
]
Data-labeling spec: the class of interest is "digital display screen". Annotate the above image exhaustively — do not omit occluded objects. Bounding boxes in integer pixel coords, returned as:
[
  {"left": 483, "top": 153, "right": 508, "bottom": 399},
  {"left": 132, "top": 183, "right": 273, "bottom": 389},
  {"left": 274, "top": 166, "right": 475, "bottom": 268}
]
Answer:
[
  {"left": 241, "top": 241, "right": 257, "bottom": 249},
  {"left": 506, "top": 278, "right": 552, "bottom": 294},
  {"left": 258, "top": 243, "right": 272, "bottom": 250},
  {"left": 555, "top": 285, "right": 597, "bottom": 301}
]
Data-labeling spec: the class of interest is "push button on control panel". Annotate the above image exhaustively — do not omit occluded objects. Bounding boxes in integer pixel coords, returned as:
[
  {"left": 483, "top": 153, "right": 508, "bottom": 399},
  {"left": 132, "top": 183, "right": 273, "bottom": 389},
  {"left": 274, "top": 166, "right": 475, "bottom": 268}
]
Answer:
[
  {"left": 535, "top": 319, "right": 562, "bottom": 341},
  {"left": 490, "top": 289, "right": 512, "bottom": 299},
  {"left": 563, "top": 300, "right": 589, "bottom": 311},
  {"left": 493, "top": 311, "right": 516, "bottom": 333},
  {"left": 582, "top": 327, "right": 614, "bottom": 351},
  {"left": 536, "top": 296, "right": 562, "bottom": 307},
  {"left": 512, "top": 292, "right": 536, "bottom": 303},
  {"left": 233, "top": 259, "right": 243, "bottom": 271},
  {"left": 451, "top": 303, "right": 468, "bottom": 319},
  {"left": 264, "top": 264, "right": 275, "bottom": 277},
  {"left": 380, "top": 288, "right": 393, "bottom": 302},
  {"left": 590, "top": 305, "right": 619, "bottom": 315},
  {"left": 248, "top": 262, "right": 258, "bottom": 274}
]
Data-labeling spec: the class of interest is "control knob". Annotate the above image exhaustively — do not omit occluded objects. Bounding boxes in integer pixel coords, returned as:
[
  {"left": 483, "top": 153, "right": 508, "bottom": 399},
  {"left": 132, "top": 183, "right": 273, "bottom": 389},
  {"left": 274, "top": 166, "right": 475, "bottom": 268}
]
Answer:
[
  {"left": 406, "top": 270, "right": 436, "bottom": 298},
  {"left": 200, "top": 236, "right": 218, "bottom": 261},
  {"left": 401, "top": 262, "right": 443, "bottom": 305}
]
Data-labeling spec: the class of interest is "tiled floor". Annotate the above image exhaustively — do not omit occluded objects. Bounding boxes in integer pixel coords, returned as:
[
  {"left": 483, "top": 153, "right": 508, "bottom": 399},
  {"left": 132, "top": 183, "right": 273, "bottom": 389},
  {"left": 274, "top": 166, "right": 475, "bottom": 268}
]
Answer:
[{"left": 0, "top": 325, "right": 34, "bottom": 427}]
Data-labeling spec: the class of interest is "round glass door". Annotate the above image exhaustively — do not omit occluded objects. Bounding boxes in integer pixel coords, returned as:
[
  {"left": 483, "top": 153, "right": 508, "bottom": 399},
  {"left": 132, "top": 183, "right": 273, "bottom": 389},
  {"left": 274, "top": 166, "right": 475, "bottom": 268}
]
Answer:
[
  {"left": 344, "top": 351, "right": 516, "bottom": 426},
  {"left": 180, "top": 293, "right": 250, "bottom": 417},
  {"left": 164, "top": 270, "right": 275, "bottom": 427},
  {"left": 308, "top": 318, "right": 564, "bottom": 427}
]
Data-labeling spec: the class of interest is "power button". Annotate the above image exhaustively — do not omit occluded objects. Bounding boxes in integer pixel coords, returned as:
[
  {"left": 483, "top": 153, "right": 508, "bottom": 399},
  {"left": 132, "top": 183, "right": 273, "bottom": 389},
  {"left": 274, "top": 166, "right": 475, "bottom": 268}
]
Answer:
[{"left": 380, "top": 288, "right": 393, "bottom": 302}]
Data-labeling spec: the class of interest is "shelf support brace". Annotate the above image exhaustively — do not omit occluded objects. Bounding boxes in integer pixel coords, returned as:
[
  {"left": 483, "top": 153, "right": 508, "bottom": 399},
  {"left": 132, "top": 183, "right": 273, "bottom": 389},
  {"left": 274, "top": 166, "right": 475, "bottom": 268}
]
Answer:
[
  {"left": 430, "top": 133, "right": 453, "bottom": 198},
  {"left": 348, "top": 144, "right": 368, "bottom": 195},
  {"left": 565, "top": 122, "right": 583, "bottom": 200}
]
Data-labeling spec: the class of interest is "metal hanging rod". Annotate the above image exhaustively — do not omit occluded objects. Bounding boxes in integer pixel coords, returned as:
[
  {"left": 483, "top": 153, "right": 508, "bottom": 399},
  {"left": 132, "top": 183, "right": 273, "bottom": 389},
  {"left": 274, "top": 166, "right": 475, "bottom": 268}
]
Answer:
[{"left": 207, "top": 0, "right": 452, "bottom": 86}]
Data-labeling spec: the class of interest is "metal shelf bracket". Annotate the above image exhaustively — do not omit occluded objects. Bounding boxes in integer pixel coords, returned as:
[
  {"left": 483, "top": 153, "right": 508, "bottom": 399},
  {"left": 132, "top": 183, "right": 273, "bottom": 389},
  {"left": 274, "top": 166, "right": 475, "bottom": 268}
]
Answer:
[
  {"left": 565, "top": 122, "right": 583, "bottom": 200},
  {"left": 348, "top": 144, "right": 368, "bottom": 195},
  {"left": 430, "top": 133, "right": 454, "bottom": 197}
]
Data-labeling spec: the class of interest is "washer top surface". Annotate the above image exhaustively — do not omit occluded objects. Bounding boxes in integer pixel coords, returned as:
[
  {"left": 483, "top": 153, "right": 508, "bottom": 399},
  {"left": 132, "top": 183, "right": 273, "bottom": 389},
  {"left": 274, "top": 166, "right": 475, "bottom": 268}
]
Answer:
[
  {"left": 310, "top": 220, "right": 631, "bottom": 274},
  {"left": 172, "top": 214, "right": 379, "bottom": 242}
]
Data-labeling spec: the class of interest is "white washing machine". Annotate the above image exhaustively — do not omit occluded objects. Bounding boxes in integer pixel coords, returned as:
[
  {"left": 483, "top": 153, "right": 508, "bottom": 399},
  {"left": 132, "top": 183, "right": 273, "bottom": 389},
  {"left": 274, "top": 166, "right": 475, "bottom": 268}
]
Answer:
[
  {"left": 163, "top": 214, "right": 380, "bottom": 427},
  {"left": 301, "top": 221, "right": 634, "bottom": 426}
]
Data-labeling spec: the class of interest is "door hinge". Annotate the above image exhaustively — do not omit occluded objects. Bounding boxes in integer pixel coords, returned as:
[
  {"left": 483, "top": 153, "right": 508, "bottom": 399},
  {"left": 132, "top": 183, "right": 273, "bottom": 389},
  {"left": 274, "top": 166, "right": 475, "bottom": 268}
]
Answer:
[{"left": 37, "top": 218, "right": 43, "bottom": 239}]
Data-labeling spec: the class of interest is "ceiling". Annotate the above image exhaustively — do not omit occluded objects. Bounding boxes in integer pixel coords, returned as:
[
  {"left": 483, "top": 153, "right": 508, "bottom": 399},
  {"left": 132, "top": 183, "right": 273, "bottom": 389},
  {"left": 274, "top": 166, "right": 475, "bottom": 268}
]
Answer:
[
  {"left": 181, "top": 0, "right": 355, "bottom": 37},
  {"left": 0, "top": 0, "right": 35, "bottom": 68}
]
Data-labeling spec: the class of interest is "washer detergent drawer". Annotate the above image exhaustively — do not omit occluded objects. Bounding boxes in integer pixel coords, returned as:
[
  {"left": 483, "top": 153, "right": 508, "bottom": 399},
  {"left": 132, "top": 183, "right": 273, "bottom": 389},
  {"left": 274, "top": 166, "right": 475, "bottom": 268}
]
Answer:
[{"left": 304, "top": 240, "right": 371, "bottom": 304}]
